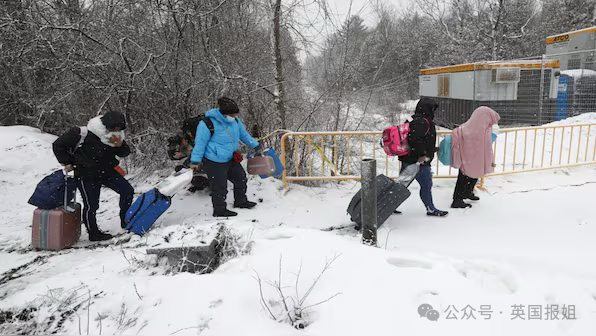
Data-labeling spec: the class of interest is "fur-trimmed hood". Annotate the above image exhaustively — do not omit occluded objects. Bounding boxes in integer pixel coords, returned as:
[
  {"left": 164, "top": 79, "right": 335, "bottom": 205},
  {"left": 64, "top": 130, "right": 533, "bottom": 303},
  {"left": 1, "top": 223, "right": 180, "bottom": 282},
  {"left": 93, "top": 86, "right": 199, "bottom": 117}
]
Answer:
[{"left": 87, "top": 116, "right": 125, "bottom": 147}]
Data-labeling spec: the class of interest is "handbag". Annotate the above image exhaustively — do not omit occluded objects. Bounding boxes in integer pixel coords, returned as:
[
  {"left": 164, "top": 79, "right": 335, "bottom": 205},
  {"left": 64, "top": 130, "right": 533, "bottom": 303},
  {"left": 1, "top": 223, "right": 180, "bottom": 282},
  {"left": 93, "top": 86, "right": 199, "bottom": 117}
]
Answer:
[
  {"left": 218, "top": 119, "right": 244, "bottom": 163},
  {"left": 233, "top": 150, "right": 243, "bottom": 163}
]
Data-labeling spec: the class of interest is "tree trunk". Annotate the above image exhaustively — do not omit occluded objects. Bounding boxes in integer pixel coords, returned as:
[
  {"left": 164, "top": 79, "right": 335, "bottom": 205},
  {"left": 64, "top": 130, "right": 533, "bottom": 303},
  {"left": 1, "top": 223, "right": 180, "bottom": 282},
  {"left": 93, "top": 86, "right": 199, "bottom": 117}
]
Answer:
[
  {"left": 491, "top": 0, "right": 505, "bottom": 61},
  {"left": 270, "top": 0, "right": 287, "bottom": 130}
]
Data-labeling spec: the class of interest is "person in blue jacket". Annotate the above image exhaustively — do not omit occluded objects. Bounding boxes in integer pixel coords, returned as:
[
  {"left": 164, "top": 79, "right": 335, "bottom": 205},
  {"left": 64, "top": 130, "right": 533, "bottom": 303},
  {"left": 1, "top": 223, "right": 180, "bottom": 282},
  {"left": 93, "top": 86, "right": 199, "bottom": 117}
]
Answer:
[{"left": 189, "top": 97, "right": 262, "bottom": 217}]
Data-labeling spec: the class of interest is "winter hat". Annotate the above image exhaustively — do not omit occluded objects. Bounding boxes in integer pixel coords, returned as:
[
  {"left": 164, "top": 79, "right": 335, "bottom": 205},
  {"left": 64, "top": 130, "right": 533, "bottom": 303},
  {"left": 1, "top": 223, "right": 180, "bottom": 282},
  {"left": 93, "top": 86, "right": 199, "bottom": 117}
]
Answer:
[
  {"left": 217, "top": 97, "right": 239, "bottom": 115},
  {"left": 101, "top": 110, "right": 127, "bottom": 130}
]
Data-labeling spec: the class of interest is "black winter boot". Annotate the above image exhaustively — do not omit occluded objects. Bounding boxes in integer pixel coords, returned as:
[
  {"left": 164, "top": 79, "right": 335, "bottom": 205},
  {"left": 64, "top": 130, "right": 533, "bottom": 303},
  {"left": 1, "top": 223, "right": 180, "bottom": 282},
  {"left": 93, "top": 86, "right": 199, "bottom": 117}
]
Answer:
[
  {"left": 89, "top": 231, "right": 113, "bottom": 241},
  {"left": 451, "top": 199, "right": 472, "bottom": 208},
  {"left": 213, "top": 209, "right": 238, "bottom": 217},
  {"left": 466, "top": 193, "right": 480, "bottom": 201},
  {"left": 234, "top": 201, "right": 257, "bottom": 209}
]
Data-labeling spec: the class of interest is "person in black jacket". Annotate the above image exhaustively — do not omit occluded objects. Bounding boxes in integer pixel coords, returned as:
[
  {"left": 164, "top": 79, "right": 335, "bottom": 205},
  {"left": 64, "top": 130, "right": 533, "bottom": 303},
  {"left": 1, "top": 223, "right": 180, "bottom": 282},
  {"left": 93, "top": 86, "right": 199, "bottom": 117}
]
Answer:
[
  {"left": 166, "top": 117, "right": 210, "bottom": 192},
  {"left": 398, "top": 98, "right": 448, "bottom": 217},
  {"left": 52, "top": 111, "right": 134, "bottom": 241}
]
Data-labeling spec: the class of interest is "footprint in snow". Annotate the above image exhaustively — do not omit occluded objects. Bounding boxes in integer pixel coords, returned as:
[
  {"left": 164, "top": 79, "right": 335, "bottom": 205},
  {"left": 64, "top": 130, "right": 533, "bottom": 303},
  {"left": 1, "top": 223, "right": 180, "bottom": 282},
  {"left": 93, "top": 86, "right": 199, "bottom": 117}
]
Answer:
[
  {"left": 454, "top": 262, "right": 518, "bottom": 294},
  {"left": 386, "top": 256, "right": 433, "bottom": 270},
  {"left": 263, "top": 232, "right": 293, "bottom": 240}
]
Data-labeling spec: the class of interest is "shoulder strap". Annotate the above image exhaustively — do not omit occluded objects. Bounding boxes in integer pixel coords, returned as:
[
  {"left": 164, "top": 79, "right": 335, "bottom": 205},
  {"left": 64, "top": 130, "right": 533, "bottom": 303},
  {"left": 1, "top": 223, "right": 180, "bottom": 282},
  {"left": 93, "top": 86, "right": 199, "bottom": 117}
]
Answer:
[
  {"left": 70, "top": 127, "right": 87, "bottom": 154},
  {"left": 201, "top": 117, "right": 214, "bottom": 136},
  {"left": 423, "top": 118, "right": 430, "bottom": 135},
  {"left": 78, "top": 127, "right": 88, "bottom": 145},
  {"left": 213, "top": 118, "right": 238, "bottom": 148}
]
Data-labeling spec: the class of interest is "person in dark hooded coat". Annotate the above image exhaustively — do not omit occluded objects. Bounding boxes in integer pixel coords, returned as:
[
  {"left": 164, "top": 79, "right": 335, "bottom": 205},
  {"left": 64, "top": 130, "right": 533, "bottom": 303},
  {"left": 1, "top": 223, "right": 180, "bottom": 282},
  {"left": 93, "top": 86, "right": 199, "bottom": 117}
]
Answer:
[
  {"left": 52, "top": 110, "right": 134, "bottom": 241},
  {"left": 398, "top": 98, "right": 448, "bottom": 216}
]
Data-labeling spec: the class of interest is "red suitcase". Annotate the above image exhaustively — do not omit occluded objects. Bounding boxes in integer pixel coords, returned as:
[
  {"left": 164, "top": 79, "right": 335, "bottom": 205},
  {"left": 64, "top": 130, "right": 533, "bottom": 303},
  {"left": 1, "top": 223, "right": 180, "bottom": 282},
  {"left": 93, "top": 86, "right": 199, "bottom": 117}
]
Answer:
[
  {"left": 31, "top": 173, "right": 82, "bottom": 250},
  {"left": 32, "top": 205, "right": 81, "bottom": 250}
]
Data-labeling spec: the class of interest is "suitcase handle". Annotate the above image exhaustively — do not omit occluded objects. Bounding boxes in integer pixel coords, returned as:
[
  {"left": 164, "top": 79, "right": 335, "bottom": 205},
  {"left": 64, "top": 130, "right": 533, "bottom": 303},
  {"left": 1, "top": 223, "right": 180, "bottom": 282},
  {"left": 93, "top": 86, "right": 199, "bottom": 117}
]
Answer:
[{"left": 63, "top": 169, "right": 76, "bottom": 212}]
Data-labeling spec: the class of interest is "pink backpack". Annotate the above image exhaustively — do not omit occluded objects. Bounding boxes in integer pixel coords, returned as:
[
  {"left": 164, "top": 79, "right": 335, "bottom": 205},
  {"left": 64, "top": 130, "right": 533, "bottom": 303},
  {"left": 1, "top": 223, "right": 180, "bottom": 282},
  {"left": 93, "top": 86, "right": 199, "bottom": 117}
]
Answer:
[{"left": 381, "top": 118, "right": 430, "bottom": 156}]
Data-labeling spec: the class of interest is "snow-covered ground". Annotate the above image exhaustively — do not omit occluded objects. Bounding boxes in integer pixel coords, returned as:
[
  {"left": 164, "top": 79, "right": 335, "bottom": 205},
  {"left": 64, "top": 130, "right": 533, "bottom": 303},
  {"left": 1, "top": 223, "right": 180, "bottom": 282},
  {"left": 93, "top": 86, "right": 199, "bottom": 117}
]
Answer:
[{"left": 1, "top": 118, "right": 596, "bottom": 335}]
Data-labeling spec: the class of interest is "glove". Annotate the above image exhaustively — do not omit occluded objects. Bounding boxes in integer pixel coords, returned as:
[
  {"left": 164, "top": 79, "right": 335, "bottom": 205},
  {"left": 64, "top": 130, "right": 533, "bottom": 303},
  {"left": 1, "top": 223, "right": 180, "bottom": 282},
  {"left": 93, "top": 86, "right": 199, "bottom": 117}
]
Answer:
[
  {"left": 189, "top": 162, "right": 202, "bottom": 171},
  {"left": 254, "top": 143, "right": 264, "bottom": 154}
]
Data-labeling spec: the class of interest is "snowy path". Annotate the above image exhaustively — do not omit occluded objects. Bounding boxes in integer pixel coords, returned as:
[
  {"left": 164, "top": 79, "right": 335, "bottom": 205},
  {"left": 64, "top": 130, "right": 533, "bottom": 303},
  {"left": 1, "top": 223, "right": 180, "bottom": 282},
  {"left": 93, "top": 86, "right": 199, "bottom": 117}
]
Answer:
[{"left": 382, "top": 178, "right": 596, "bottom": 280}]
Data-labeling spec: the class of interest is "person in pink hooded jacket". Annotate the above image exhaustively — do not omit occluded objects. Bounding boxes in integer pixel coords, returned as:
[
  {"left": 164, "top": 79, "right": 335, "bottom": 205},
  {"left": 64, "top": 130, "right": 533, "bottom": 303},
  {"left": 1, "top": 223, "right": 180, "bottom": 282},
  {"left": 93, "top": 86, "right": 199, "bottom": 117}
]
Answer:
[{"left": 450, "top": 106, "right": 500, "bottom": 208}]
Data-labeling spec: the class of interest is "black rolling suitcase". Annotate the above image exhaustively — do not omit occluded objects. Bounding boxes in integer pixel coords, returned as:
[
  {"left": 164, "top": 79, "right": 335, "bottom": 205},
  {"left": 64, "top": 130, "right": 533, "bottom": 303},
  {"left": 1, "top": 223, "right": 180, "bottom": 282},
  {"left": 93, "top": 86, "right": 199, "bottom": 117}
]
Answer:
[{"left": 347, "top": 163, "right": 420, "bottom": 230}]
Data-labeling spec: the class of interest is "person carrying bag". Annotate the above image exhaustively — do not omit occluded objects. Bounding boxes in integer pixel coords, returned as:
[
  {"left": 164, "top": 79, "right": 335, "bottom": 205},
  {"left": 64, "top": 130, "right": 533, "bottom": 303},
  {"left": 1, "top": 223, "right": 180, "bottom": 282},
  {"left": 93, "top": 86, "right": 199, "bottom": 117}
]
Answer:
[{"left": 189, "top": 97, "right": 262, "bottom": 217}]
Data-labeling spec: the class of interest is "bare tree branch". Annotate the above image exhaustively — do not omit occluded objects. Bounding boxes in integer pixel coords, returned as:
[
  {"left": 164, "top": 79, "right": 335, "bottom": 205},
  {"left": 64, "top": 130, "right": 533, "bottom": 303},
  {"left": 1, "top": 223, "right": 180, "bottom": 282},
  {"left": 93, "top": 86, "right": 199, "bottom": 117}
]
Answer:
[{"left": 251, "top": 270, "right": 277, "bottom": 321}]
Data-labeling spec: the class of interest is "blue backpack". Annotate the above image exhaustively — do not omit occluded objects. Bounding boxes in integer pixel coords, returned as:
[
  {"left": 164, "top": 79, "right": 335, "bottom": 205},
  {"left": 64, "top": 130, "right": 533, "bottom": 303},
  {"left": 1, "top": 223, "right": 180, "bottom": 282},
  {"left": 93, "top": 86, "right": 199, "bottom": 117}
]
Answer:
[
  {"left": 438, "top": 135, "right": 451, "bottom": 166},
  {"left": 438, "top": 132, "right": 497, "bottom": 167},
  {"left": 28, "top": 170, "right": 76, "bottom": 209}
]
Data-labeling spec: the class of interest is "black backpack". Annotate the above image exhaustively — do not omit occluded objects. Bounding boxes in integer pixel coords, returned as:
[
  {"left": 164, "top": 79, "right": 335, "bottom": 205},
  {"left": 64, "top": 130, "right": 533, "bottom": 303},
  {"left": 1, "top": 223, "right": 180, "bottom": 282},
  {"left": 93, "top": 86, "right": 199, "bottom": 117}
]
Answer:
[{"left": 181, "top": 114, "right": 214, "bottom": 146}]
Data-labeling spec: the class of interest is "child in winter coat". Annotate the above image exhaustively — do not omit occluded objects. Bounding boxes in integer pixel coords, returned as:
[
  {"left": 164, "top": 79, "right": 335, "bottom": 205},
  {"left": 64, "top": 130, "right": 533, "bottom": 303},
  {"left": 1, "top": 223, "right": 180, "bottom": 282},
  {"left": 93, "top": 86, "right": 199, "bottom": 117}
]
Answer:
[
  {"left": 398, "top": 97, "right": 449, "bottom": 217},
  {"left": 450, "top": 106, "right": 500, "bottom": 208},
  {"left": 189, "top": 97, "right": 262, "bottom": 217},
  {"left": 166, "top": 117, "right": 211, "bottom": 192},
  {"left": 52, "top": 110, "right": 134, "bottom": 241}
]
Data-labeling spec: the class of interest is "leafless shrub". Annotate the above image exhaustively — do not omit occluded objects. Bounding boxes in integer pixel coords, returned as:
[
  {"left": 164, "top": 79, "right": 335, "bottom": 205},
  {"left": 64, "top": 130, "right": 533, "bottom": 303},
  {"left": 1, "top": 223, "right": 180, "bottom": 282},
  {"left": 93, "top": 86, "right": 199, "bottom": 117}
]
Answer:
[
  {"left": 0, "top": 285, "right": 99, "bottom": 335},
  {"left": 0, "top": 284, "right": 144, "bottom": 335},
  {"left": 253, "top": 254, "right": 342, "bottom": 329}
]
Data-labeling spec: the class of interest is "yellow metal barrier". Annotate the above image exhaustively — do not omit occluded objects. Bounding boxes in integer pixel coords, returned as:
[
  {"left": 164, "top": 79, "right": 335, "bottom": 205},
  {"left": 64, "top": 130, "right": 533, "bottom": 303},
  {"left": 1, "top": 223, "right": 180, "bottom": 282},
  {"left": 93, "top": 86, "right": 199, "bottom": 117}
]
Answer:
[{"left": 280, "top": 124, "right": 596, "bottom": 190}]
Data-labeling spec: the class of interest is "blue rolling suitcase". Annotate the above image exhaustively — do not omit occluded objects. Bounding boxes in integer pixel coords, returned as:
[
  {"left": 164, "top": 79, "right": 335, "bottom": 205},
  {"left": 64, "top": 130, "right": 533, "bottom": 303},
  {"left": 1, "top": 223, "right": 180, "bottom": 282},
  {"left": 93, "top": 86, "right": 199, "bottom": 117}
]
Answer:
[
  {"left": 124, "top": 170, "right": 192, "bottom": 236},
  {"left": 124, "top": 188, "right": 172, "bottom": 236}
]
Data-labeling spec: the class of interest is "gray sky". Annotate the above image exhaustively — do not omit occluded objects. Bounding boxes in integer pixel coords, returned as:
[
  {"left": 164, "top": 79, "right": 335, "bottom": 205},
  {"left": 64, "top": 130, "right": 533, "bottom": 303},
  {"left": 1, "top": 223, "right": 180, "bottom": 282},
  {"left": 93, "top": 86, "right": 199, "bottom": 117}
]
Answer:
[
  {"left": 296, "top": 0, "right": 416, "bottom": 60},
  {"left": 325, "top": 0, "right": 415, "bottom": 27}
]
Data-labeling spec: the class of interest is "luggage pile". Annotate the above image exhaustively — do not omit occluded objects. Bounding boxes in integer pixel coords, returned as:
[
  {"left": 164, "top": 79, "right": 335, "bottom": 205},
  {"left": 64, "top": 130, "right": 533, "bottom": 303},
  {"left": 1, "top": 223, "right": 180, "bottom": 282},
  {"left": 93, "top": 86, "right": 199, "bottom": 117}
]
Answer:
[{"left": 28, "top": 170, "right": 81, "bottom": 250}]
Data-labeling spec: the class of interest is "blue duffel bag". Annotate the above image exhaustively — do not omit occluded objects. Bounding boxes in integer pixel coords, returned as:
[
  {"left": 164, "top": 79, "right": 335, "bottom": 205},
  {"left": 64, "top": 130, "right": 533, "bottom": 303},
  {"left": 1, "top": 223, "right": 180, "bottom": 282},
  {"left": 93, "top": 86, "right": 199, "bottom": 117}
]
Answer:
[{"left": 28, "top": 170, "right": 76, "bottom": 209}]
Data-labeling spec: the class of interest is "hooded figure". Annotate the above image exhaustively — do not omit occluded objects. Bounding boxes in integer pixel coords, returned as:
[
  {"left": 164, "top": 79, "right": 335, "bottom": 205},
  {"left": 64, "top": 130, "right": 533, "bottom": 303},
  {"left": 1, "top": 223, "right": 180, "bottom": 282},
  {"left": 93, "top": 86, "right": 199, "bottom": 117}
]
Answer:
[
  {"left": 53, "top": 110, "right": 134, "bottom": 241},
  {"left": 397, "top": 98, "right": 448, "bottom": 217},
  {"left": 53, "top": 111, "right": 129, "bottom": 177},
  {"left": 399, "top": 97, "right": 438, "bottom": 165},
  {"left": 450, "top": 106, "right": 500, "bottom": 208}
]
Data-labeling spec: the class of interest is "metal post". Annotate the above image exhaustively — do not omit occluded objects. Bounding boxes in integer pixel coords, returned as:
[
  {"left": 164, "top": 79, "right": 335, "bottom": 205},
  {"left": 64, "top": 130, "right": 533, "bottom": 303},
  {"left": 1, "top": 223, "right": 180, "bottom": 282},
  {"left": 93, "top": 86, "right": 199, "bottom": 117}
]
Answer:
[
  {"left": 472, "top": 63, "right": 476, "bottom": 109},
  {"left": 539, "top": 55, "right": 545, "bottom": 124},
  {"left": 361, "top": 158, "right": 377, "bottom": 246}
]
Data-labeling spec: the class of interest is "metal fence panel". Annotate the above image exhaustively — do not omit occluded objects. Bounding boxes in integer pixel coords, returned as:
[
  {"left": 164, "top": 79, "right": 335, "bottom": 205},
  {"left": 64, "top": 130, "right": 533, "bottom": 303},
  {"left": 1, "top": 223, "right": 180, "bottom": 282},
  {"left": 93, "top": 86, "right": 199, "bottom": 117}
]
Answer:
[{"left": 281, "top": 124, "right": 596, "bottom": 190}]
